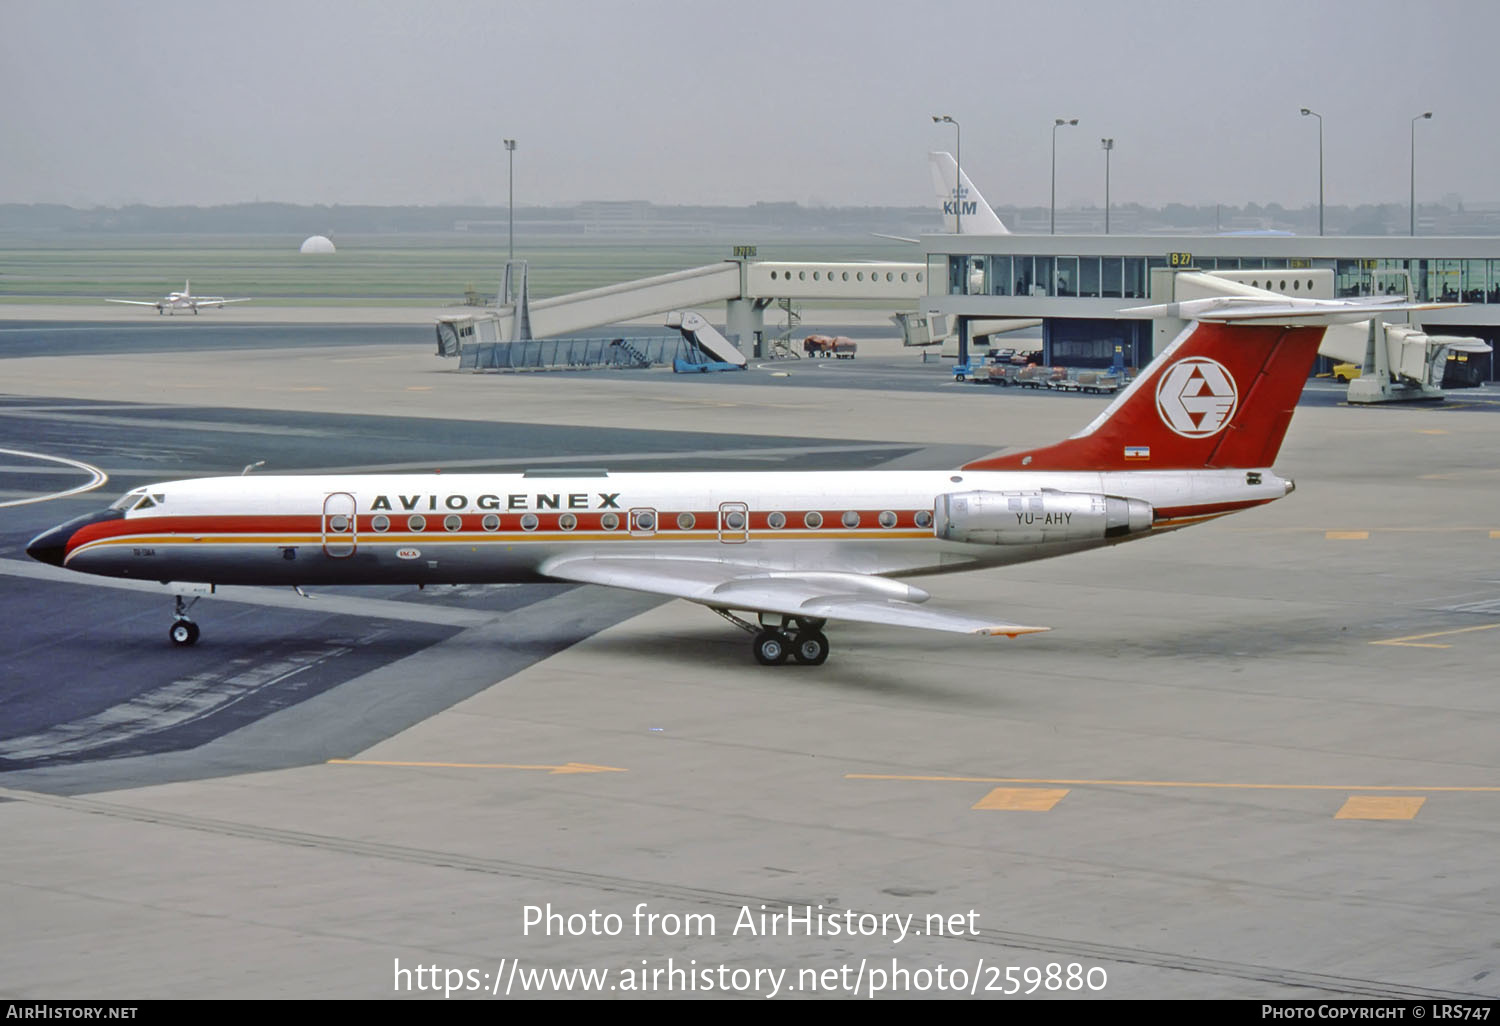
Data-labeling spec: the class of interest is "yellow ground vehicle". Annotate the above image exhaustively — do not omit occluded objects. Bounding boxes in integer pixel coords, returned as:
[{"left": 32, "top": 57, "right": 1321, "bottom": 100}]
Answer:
[{"left": 1332, "top": 362, "right": 1362, "bottom": 382}]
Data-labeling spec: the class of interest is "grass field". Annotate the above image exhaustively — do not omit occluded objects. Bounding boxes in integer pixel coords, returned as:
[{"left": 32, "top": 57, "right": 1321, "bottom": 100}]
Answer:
[{"left": 0, "top": 232, "right": 919, "bottom": 306}]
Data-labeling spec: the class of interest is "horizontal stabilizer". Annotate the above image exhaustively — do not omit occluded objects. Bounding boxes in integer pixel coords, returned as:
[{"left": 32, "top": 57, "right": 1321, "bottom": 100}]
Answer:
[
  {"left": 1128, "top": 294, "right": 1463, "bottom": 326},
  {"left": 665, "top": 310, "right": 747, "bottom": 366}
]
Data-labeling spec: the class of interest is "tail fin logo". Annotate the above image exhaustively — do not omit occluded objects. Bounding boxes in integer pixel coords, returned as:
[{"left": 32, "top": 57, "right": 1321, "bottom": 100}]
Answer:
[{"left": 1155, "top": 357, "right": 1239, "bottom": 437}]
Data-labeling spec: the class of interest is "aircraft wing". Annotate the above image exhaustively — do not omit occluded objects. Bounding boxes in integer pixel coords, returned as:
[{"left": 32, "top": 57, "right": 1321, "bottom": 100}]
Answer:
[
  {"left": 539, "top": 555, "right": 1049, "bottom": 637},
  {"left": 104, "top": 299, "right": 160, "bottom": 306}
]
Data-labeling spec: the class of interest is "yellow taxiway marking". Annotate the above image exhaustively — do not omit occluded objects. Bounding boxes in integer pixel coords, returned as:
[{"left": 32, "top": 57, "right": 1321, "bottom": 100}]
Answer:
[
  {"left": 329, "top": 758, "right": 626, "bottom": 775},
  {"left": 1335, "top": 796, "right": 1426, "bottom": 820},
  {"left": 285, "top": 386, "right": 329, "bottom": 392},
  {"left": 848, "top": 774, "right": 1500, "bottom": 793},
  {"left": 1417, "top": 429, "right": 1450, "bottom": 435},
  {"left": 971, "top": 788, "right": 1070, "bottom": 811},
  {"left": 1370, "top": 623, "right": 1500, "bottom": 648},
  {"left": 1492, "top": 530, "right": 1500, "bottom": 540},
  {"left": 404, "top": 386, "right": 434, "bottom": 391},
  {"left": 1325, "top": 530, "right": 1370, "bottom": 540}
]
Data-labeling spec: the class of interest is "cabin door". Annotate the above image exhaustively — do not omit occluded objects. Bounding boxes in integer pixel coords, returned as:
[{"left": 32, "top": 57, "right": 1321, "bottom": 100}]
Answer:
[
  {"left": 717, "top": 502, "right": 749, "bottom": 543},
  {"left": 322, "top": 492, "right": 358, "bottom": 558}
]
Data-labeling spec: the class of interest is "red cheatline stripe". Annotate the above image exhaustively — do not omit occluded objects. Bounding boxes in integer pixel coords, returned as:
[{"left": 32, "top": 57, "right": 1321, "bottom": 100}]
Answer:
[{"left": 67, "top": 508, "right": 938, "bottom": 552}]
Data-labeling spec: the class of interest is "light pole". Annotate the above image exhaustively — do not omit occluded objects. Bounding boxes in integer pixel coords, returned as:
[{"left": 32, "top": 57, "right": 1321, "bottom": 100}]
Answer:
[
  {"left": 932, "top": 115, "right": 961, "bottom": 233},
  {"left": 1410, "top": 112, "right": 1432, "bottom": 236},
  {"left": 1299, "top": 108, "right": 1323, "bottom": 235},
  {"left": 1100, "top": 137, "right": 1114, "bottom": 234},
  {"left": 504, "top": 138, "right": 517, "bottom": 261},
  {"left": 1051, "top": 117, "right": 1077, "bottom": 234}
]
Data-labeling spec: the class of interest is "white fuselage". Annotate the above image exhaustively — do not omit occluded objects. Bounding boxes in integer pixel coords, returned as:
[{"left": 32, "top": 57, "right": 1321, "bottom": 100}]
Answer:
[{"left": 61, "top": 468, "right": 1289, "bottom": 591}]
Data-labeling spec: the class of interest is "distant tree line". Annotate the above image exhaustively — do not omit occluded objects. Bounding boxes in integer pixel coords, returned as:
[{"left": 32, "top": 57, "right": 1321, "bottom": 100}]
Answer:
[{"left": 2, "top": 199, "right": 1496, "bottom": 237}]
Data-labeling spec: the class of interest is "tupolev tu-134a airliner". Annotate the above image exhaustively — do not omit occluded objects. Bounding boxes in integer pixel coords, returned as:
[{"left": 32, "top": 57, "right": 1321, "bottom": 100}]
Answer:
[{"left": 27, "top": 292, "right": 1450, "bottom": 665}]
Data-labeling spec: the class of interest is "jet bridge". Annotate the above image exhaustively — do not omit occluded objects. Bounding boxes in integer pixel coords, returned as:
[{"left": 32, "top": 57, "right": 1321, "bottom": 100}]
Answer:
[
  {"left": 1340, "top": 323, "right": 1491, "bottom": 403},
  {"left": 1149, "top": 269, "right": 1491, "bottom": 402},
  {"left": 436, "top": 257, "right": 926, "bottom": 361}
]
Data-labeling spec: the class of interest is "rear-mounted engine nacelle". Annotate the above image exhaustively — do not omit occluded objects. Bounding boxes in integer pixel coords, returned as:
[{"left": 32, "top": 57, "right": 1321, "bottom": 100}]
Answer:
[{"left": 934, "top": 489, "right": 1153, "bottom": 545}]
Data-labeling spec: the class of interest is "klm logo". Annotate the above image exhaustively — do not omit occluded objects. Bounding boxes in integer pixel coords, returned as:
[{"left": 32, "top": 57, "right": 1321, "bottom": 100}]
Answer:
[{"left": 943, "top": 201, "right": 978, "bottom": 216}]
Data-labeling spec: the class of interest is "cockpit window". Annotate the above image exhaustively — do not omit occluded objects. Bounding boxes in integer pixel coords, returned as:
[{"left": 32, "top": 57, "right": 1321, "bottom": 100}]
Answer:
[
  {"left": 134, "top": 496, "right": 156, "bottom": 510},
  {"left": 110, "top": 489, "right": 147, "bottom": 511}
]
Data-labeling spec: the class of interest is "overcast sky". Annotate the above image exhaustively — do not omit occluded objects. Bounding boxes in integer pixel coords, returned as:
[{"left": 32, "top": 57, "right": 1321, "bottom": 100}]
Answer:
[{"left": 3, "top": 0, "right": 1496, "bottom": 210}]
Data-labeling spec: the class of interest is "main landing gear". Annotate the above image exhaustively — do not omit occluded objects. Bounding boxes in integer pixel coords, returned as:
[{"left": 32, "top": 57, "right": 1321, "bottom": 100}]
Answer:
[
  {"left": 169, "top": 594, "right": 200, "bottom": 647},
  {"left": 714, "top": 609, "right": 830, "bottom": 666}
]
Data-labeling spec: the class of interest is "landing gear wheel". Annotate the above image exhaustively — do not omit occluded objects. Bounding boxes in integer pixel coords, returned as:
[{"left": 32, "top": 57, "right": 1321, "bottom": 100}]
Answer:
[
  {"left": 790, "top": 630, "right": 829, "bottom": 665},
  {"left": 753, "top": 629, "right": 790, "bottom": 665},
  {"left": 169, "top": 620, "right": 199, "bottom": 647}
]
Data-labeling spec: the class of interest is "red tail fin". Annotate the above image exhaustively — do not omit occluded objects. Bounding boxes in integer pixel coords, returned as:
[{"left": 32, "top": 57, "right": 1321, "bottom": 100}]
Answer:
[{"left": 964, "top": 321, "right": 1327, "bottom": 472}]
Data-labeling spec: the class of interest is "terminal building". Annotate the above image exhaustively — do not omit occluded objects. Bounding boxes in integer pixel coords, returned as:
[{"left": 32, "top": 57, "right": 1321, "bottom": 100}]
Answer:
[
  {"left": 436, "top": 152, "right": 1498, "bottom": 388},
  {"left": 921, "top": 232, "right": 1500, "bottom": 382}
]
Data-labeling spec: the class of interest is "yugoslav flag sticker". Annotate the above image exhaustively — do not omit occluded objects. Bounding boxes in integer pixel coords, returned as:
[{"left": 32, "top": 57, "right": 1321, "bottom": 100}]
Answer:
[{"left": 1155, "top": 357, "right": 1239, "bottom": 438}]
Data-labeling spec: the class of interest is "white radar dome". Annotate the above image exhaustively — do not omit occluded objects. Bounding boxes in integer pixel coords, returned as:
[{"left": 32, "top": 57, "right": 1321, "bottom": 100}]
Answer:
[{"left": 299, "top": 235, "right": 336, "bottom": 254}]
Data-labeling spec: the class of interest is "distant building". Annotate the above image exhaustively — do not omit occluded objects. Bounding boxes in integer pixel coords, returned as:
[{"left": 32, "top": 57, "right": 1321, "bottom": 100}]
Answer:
[{"left": 299, "top": 235, "right": 336, "bottom": 254}]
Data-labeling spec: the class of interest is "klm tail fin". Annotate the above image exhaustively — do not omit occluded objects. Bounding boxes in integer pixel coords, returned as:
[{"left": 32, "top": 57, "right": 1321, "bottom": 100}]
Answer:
[
  {"left": 929, "top": 151, "right": 1009, "bottom": 235},
  {"left": 963, "top": 295, "right": 1457, "bottom": 473}
]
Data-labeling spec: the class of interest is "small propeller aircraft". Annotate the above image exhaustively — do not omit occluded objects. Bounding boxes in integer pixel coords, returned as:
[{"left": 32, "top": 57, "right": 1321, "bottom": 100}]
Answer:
[
  {"left": 29, "top": 286, "right": 1453, "bottom": 664},
  {"left": 105, "top": 280, "right": 251, "bottom": 315}
]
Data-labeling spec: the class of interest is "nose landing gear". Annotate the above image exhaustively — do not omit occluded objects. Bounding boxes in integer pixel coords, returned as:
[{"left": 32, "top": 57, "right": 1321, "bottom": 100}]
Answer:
[{"left": 170, "top": 594, "right": 200, "bottom": 647}]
